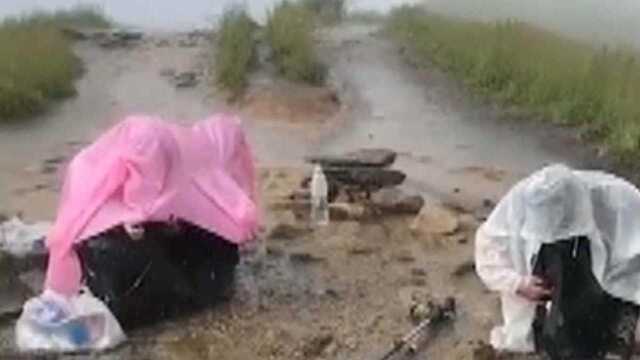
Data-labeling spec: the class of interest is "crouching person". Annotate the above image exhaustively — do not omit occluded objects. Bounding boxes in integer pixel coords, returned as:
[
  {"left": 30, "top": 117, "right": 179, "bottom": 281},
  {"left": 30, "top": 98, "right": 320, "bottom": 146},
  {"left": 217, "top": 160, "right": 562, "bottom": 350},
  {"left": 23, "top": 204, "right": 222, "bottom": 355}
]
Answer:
[
  {"left": 475, "top": 164, "right": 640, "bottom": 359},
  {"left": 16, "top": 113, "right": 258, "bottom": 352}
]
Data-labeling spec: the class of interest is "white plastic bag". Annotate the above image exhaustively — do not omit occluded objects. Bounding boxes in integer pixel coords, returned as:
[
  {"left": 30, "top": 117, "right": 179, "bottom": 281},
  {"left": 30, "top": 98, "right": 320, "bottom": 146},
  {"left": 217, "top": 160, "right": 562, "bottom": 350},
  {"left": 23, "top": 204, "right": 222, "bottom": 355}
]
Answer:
[
  {"left": 0, "top": 217, "right": 50, "bottom": 257},
  {"left": 16, "top": 289, "right": 126, "bottom": 352}
]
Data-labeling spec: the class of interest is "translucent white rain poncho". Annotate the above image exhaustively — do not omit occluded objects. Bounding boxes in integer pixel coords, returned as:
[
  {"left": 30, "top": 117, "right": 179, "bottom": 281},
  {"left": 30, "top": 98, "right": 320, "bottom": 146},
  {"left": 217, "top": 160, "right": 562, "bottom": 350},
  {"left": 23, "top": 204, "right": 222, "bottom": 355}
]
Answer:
[{"left": 475, "top": 164, "right": 640, "bottom": 351}]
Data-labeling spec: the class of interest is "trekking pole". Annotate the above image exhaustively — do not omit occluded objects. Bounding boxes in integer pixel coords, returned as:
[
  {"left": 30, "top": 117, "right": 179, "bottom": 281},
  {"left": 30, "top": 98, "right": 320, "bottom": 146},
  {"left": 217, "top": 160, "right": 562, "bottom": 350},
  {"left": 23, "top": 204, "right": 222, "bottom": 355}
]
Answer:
[{"left": 378, "top": 297, "right": 456, "bottom": 360}]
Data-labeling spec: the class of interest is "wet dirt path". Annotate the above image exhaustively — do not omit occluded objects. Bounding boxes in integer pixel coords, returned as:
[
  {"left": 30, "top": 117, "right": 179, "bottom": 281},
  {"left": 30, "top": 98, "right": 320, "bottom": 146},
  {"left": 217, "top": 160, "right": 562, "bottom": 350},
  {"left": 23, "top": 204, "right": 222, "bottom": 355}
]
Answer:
[
  {"left": 0, "top": 23, "right": 607, "bottom": 360},
  {"left": 314, "top": 24, "right": 601, "bottom": 210}
]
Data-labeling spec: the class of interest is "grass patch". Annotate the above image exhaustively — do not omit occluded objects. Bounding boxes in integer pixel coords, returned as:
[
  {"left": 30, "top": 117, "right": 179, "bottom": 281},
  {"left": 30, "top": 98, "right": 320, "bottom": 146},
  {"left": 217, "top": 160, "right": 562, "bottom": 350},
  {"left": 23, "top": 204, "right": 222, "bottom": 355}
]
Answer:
[
  {"left": 266, "top": 1, "right": 327, "bottom": 85},
  {"left": 5, "top": 4, "right": 111, "bottom": 29},
  {"left": 214, "top": 7, "right": 257, "bottom": 97},
  {"left": 0, "top": 6, "right": 111, "bottom": 121},
  {"left": 387, "top": 5, "right": 640, "bottom": 160}
]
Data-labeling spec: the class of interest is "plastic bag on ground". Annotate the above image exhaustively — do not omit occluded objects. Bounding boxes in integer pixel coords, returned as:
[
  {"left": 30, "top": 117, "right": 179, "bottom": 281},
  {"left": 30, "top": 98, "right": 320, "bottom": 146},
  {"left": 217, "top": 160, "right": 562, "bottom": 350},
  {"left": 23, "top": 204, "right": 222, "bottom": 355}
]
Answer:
[
  {"left": 0, "top": 217, "right": 50, "bottom": 258},
  {"left": 16, "top": 290, "right": 125, "bottom": 352}
]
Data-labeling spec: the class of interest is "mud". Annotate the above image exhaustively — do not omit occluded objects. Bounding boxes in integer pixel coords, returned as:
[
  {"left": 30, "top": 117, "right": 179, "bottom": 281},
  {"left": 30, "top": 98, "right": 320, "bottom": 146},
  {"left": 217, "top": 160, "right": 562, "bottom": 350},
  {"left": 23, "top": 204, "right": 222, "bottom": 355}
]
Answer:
[{"left": 0, "top": 20, "right": 616, "bottom": 360}]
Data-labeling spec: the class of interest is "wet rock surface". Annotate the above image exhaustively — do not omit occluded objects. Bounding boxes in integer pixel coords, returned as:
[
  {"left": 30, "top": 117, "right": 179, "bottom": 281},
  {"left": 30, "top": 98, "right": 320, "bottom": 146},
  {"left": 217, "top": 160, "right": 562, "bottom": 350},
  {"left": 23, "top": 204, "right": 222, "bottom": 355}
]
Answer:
[
  {"left": 410, "top": 203, "right": 461, "bottom": 238},
  {"left": 370, "top": 187, "right": 425, "bottom": 215},
  {"left": 0, "top": 253, "right": 43, "bottom": 320}
]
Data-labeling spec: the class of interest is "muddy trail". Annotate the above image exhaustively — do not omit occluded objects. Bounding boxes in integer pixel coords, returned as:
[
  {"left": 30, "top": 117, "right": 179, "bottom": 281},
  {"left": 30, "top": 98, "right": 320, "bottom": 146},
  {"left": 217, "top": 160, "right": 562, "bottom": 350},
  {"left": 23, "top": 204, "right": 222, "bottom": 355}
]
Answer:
[{"left": 0, "top": 22, "right": 606, "bottom": 359}]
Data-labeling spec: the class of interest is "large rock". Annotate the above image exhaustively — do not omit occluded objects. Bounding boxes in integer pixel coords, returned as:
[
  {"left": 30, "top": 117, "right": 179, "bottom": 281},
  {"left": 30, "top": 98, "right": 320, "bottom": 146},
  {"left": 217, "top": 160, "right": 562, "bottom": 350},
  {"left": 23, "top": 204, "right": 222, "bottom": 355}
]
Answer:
[
  {"left": 371, "top": 188, "right": 425, "bottom": 215},
  {"left": 305, "top": 148, "right": 397, "bottom": 168},
  {"left": 0, "top": 254, "right": 37, "bottom": 319},
  {"left": 410, "top": 203, "right": 460, "bottom": 238},
  {"left": 303, "top": 167, "right": 406, "bottom": 199}
]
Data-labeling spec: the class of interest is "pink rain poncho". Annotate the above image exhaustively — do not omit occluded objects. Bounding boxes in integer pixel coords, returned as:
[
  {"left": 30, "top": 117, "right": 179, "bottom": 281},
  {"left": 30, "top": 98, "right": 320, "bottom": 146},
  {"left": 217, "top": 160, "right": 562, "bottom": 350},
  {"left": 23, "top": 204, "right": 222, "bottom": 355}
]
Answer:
[{"left": 45, "top": 114, "right": 258, "bottom": 296}]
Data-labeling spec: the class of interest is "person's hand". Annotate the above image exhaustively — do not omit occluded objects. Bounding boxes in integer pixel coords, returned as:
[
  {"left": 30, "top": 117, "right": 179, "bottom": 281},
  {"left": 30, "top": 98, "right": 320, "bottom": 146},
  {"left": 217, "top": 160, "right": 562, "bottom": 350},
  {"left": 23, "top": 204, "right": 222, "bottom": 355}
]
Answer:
[{"left": 516, "top": 276, "right": 552, "bottom": 303}]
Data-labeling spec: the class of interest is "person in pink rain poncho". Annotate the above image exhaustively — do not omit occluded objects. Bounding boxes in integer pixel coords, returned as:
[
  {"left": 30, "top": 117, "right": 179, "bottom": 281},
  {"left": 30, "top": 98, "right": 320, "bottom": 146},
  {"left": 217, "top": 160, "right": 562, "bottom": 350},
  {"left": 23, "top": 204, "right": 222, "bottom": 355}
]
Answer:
[{"left": 44, "top": 113, "right": 259, "bottom": 297}]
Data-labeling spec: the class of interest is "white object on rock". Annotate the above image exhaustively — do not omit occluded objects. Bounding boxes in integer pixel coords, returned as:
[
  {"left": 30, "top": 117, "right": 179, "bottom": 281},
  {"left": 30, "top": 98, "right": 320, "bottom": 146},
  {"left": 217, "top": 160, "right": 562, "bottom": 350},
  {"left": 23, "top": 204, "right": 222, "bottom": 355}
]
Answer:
[
  {"left": 310, "top": 165, "right": 329, "bottom": 226},
  {"left": 16, "top": 289, "right": 126, "bottom": 352},
  {"left": 0, "top": 217, "right": 51, "bottom": 257}
]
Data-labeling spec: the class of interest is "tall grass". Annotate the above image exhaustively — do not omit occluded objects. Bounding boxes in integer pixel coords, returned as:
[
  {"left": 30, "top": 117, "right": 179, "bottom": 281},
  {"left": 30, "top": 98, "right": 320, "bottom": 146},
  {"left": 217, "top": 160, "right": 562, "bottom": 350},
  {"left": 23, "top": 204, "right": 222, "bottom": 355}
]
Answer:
[
  {"left": 302, "top": 0, "right": 345, "bottom": 23},
  {"left": 266, "top": 1, "right": 326, "bottom": 85},
  {"left": 5, "top": 4, "right": 111, "bottom": 29},
  {"left": 387, "top": 6, "right": 640, "bottom": 160},
  {"left": 0, "top": 6, "right": 111, "bottom": 121},
  {"left": 214, "top": 8, "right": 256, "bottom": 96}
]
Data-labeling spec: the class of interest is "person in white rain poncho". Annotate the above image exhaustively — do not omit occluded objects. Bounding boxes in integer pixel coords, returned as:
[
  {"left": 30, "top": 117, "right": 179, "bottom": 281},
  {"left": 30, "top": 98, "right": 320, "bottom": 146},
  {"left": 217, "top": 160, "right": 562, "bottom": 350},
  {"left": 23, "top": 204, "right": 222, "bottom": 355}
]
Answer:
[{"left": 475, "top": 164, "right": 640, "bottom": 352}]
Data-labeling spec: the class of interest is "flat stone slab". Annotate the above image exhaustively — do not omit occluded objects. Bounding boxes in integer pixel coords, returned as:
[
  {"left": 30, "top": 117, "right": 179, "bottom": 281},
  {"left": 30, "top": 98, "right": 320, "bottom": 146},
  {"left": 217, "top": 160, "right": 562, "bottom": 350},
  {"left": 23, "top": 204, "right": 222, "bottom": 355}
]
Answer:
[{"left": 305, "top": 148, "right": 397, "bottom": 168}]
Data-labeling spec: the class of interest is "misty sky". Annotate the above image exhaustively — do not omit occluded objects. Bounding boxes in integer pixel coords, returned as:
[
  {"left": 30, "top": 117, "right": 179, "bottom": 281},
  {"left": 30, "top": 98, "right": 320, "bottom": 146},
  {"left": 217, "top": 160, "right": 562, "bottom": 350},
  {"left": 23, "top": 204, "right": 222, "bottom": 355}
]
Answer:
[
  {"left": 1, "top": 0, "right": 639, "bottom": 46},
  {"left": 0, "top": 0, "right": 419, "bottom": 29},
  {"left": 426, "top": 0, "right": 640, "bottom": 47}
]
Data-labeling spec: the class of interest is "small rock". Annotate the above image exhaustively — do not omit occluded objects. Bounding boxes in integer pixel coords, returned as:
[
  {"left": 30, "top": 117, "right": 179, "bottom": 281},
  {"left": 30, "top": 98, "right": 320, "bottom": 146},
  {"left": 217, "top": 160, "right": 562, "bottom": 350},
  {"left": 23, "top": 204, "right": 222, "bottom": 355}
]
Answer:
[
  {"left": 178, "top": 39, "right": 198, "bottom": 48},
  {"left": 266, "top": 245, "right": 285, "bottom": 258},
  {"left": 393, "top": 250, "right": 416, "bottom": 263},
  {"left": 452, "top": 260, "right": 475, "bottom": 278},
  {"left": 159, "top": 68, "right": 177, "bottom": 77},
  {"left": 99, "top": 35, "right": 127, "bottom": 49},
  {"left": 173, "top": 71, "right": 199, "bottom": 88},
  {"left": 453, "top": 188, "right": 461, "bottom": 193},
  {"left": 343, "top": 336, "right": 359, "bottom": 350},
  {"left": 113, "top": 30, "right": 144, "bottom": 41},
  {"left": 482, "top": 198, "right": 495, "bottom": 208},
  {"left": 410, "top": 203, "right": 460, "bottom": 237},
  {"left": 330, "top": 203, "right": 366, "bottom": 221},
  {"left": 43, "top": 156, "right": 65, "bottom": 166},
  {"left": 268, "top": 223, "right": 309, "bottom": 241},
  {"left": 289, "top": 252, "right": 325, "bottom": 265},
  {"left": 411, "top": 268, "right": 427, "bottom": 277},
  {"left": 156, "top": 39, "right": 171, "bottom": 47},
  {"left": 316, "top": 288, "right": 340, "bottom": 299},
  {"left": 371, "top": 188, "right": 425, "bottom": 215},
  {"left": 302, "top": 334, "right": 334, "bottom": 358},
  {"left": 410, "top": 277, "right": 427, "bottom": 287},
  {"left": 347, "top": 243, "right": 377, "bottom": 256}
]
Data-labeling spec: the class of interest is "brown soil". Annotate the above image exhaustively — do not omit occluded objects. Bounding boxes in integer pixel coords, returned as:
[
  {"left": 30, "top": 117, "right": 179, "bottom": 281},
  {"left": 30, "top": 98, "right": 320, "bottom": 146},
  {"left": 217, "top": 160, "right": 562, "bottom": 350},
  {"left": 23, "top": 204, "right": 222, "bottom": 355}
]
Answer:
[{"left": 241, "top": 81, "right": 342, "bottom": 125}]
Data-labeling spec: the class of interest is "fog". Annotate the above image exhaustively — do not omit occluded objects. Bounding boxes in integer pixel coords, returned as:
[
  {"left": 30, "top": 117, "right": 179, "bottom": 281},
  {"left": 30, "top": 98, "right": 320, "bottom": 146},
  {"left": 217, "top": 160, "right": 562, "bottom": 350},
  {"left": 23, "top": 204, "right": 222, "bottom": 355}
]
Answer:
[
  {"left": 425, "top": 0, "right": 640, "bottom": 48},
  {"left": 2, "top": 1, "right": 639, "bottom": 46},
  {"left": 0, "top": 0, "right": 419, "bottom": 30}
]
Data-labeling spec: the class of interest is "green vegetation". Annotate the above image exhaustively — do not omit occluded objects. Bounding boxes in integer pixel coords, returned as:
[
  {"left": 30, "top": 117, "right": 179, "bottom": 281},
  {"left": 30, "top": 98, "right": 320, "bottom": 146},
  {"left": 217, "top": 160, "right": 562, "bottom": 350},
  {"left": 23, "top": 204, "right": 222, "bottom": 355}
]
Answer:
[
  {"left": 387, "top": 5, "right": 640, "bottom": 160},
  {"left": 4, "top": 4, "right": 111, "bottom": 29},
  {"left": 302, "top": 0, "right": 345, "bottom": 23},
  {"left": 214, "top": 8, "right": 257, "bottom": 96},
  {"left": 0, "top": 5, "right": 111, "bottom": 121},
  {"left": 266, "top": 1, "right": 327, "bottom": 85}
]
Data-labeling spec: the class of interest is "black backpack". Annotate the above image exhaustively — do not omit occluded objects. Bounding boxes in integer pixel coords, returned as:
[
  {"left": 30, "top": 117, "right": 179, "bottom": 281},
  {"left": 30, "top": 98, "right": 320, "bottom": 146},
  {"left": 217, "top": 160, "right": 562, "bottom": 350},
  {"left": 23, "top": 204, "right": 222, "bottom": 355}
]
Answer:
[
  {"left": 532, "top": 236, "right": 638, "bottom": 359},
  {"left": 74, "top": 220, "right": 239, "bottom": 330}
]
